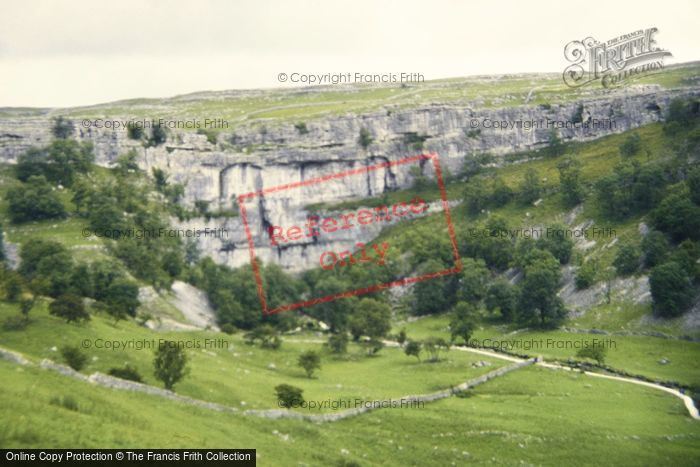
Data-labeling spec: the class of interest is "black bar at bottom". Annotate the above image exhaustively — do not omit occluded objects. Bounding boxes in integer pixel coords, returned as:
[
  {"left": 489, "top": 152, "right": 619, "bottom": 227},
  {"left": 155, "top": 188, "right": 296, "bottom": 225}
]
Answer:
[{"left": 1, "top": 449, "right": 256, "bottom": 465}]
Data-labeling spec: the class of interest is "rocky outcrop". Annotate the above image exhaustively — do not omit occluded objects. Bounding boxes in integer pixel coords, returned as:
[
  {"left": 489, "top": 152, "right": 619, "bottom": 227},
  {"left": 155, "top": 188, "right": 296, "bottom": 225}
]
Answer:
[{"left": 1, "top": 87, "right": 698, "bottom": 271}]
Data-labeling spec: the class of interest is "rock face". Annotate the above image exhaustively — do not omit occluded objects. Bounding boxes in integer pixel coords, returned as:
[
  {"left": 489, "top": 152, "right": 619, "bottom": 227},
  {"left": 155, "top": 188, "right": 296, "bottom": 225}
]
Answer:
[{"left": 1, "top": 87, "right": 698, "bottom": 271}]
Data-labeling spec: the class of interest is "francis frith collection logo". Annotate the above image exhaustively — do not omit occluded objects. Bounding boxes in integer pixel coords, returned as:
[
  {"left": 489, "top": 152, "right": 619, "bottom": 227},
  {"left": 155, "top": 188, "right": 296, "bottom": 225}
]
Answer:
[{"left": 563, "top": 27, "right": 672, "bottom": 88}]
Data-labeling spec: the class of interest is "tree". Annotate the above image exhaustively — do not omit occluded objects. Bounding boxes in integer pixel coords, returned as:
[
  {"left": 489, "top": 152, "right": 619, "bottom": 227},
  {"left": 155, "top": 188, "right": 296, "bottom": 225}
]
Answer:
[
  {"left": 60, "top": 345, "right": 87, "bottom": 371},
  {"left": 275, "top": 384, "right": 304, "bottom": 409},
  {"left": 688, "top": 166, "right": 700, "bottom": 206},
  {"left": 491, "top": 177, "right": 513, "bottom": 207},
  {"left": 536, "top": 224, "right": 573, "bottom": 264},
  {"left": 519, "top": 168, "right": 541, "bottom": 205},
  {"left": 404, "top": 340, "right": 422, "bottom": 361},
  {"left": 619, "top": 133, "right": 641, "bottom": 157},
  {"left": 349, "top": 298, "right": 391, "bottom": 340},
  {"left": 51, "top": 116, "right": 75, "bottom": 139},
  {"left": 518, "top": 249, "right": 566, "bottom": 327},
  {"left": 458, "top": 258, "right": 489, "bottom": 303},
  {"left": 577, "top": 345, "right": 607, "bottom": 365},
  {"left": 463, "top": 177, "right": 490, "bottom": 215},
  {"left": 396, "top": 329, "right": 407, "bottom": 345},
  {"left": 244, "top": 324, "right": 282, "bottom": 349},
  {"left": 423, "top": 337, "right": 449, "bottom": 362},
  {"left": 7, "top": 176, "right": 67, "bottom": 223},
  {"left": 557, "top": 156, "right": 584, "bottom": 207},
  {"left": 312, "top": 277, "right": 357, "bottom": 331},
  {"left": 362, "top": 338, "right": 384, "bottom": 356},
  {"left": 485, "top": 278, "right": 518, "bottom": 321},
  {"left": 547, "top": 128, "right": 565, "bottom": 157},
  {"left": 298, "top": 350, "right": 321, "bottom": 378},
  {"left": 575, "top": 259, "right": 597, "bottom": 289},
  {"left": 449, "top": 302, "right": 476, "bottom": 345},
  {"left": 148, "top": 124, "right": 168, "bottom": 146},
  {"left": 326, "top": 332, "right": 349, "bottom": 355},
  {"left": 49, "top": 295, "right": 89, "bottom": 323},
  {"left": 649, "top": 261, "right": 694, "bottom": 317},
  {"left": 613, "top": 243, "right": 640, "bottom": 276},
  {"left": 153, "top": 341, "right": 189, "bottom": 390},
  {"left": 651, "top": 192, "right": 700, "bottom": 242},
  {"left": 358, "top": 127, "right": 373, "bottom": 149},
  {"left": 3, "top": 273, "right": 23, "bottom": 302},
  {"left": 642, "top": 230, "right": 669, "bottom": 268},
  {"left": 413, "top": 259, "right": 452, "bottom": 315},
  {"left": 103, "top": 278, "right": 140, "bottom": 322}
]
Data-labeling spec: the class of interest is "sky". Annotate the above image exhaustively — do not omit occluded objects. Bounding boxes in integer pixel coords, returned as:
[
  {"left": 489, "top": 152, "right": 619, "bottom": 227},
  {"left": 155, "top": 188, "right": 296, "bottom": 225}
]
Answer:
[{"left": 1, "top": 0, "right": 699, "bottom": 108}]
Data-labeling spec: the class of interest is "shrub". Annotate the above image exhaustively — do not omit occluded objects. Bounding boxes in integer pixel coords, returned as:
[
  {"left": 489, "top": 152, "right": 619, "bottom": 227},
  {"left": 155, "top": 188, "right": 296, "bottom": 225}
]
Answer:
[
  {"left": 244, "top": 325, "right": 282, "bottom": 349},
  {"left": 449, "top": 302, "right": 476, "bottom": 345},
  {"left": 613, "top": 243, "right": 640, "bottom": 276},
  {"left": 404, "top": 340, "right": 422, "bottom": 361},
  {"left": 148, "top": 124, "right": 168, "bottom": 146},
  {"left": 220, "top": 323, "right": 237, "bottom": 335},
  {"left": 575, "top": 260, "right": 597, "bottom": 289},
  {"left": 49, "top": 295, "right": 90, "bottom": 323},
  {"left": 650, "top": 261, "right": 694, "bottom": 317},
  {"left": 326, "top": 332, "right": 349, "bottom": 355},
  {"left": 2, "top": 315, "right": 29, "bottom": 331},
  {"left": 642, "top": 230, "right": 670, "bottom": 268},
  {"left": 423, "top": 337, "right": 449, "bottom": 362},
  {"left": 298, "top": 350, "right": 321, "bottom": 378},
  {"left": 294, "top": 122, "right": 309, "bottom": 134},
  {"left": 7, "top": 176, "right": 67, "bottom": 223},
  {"left": 49, "top": 395, "right": 79, "bottom": 411},
  {"left": 153, "top": 341, "right": 189, "bottom": 390},
  {"left": 358, "top": 127, "right": 373, "bottom": 149},
  {"left": 619, "top": 133, "right": 642, "bottom": 157},
  {"left": 519, "top": 168, "right": 541, "bottom": 205},
  {"left": 51, "top": 116, "right": 74, "bottom": 139},
  {"left": 275, "top": 384, "right": 304, "bottom": 409},
  {"left": 396, "top": 329, "right": 407, "bottom": 345},
  {"left": 576, "top": 345, "right": 607, "bottom": 365},
  {"left": 536, "top": 224, "right": 574, "bottom": 265},
  {"left": 127, "top": 123, "right": 144, "bottom": 140},
  {"left": 108, "top": 364, "right": 143, "bottom": 382},
  {"left": 60, "top": 345, "right": 88, "bottom": 371},
  {"left": 362, "top": 338, "right": 384, "bottom": 356}
]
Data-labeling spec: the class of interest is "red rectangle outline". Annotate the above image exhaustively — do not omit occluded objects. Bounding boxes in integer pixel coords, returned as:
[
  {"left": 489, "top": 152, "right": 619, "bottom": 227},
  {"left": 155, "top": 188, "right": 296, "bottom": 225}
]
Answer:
[{"left": 237, "top": 152, "right": 462, "bottom": 315}]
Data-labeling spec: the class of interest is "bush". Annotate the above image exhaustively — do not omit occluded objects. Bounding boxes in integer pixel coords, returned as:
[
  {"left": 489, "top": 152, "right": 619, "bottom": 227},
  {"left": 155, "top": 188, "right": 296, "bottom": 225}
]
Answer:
[
  {"left": 153, "top": 341, "right": 189, "bottom": 390},
  {"left": 642, "top": 230, "right": 670, "bottom": 268},
  {"left": 244, "top": 325, "right": 282, "bottom": 349},
  {"left": 7, "top": 176, "right": 67, "bottom": 223},
  {"left": 51, "top": 116, "right": 75, "bottom": 139},
  {"left": 519, "top": 168, "right": 541, "bottom": 205},
  {"left": 298, "top": 350, "right": 321, "bottom": 377},
  {"left": 362, "top": 338, "right": 384, "bottom": 356},
  {"left": 326, "top": 332, "right": 349, "bottom": 355},
  {"left": 2, "top": 315, "right": 29, "bottom": 331},
  {"left": 220, "top": 323, "right": 237, "bottom": 335},
  {"left": 148, "top": 125, "right": 168, "bottom": 146},
  {"left": 449, "top": 302, "right": 476, "bottom": 344},
  {"left": 108, "top": 364, "right": 143, "bottom": 382},
  {"left": 49, "top": 394, "right": 79, "bottom": 411},
  {"left": 650, "top": 261, "right": 694, "bottom": 317},
  {"left": 613, "top": 243, "right": 640, "bottom": 276},
  {"left": 536, "top": 224, "right": 574, "bottom": 265},
  {"left": 576, "top": 345, "right": 607, "bottom": 365},
  {"left": 127, "top": 123, "right": 144, "bottom": 140},
  {"left": 358, "top": 127, "right": 373, "bottom": 149},
  {"left": 49, "top": 295, "right": 90, "bottom": 323},
  {"left": 60, "top": 345, "right": 88, "bottom": 371},
  {"left": 619, "top": 133, "right": 642, "bottom": 157},
  {"left": 575, "top": 260, "right": 597, "bottom": 289},
  {"left": 294, "top": 122, "right": 309, "bottom": 134},
  {"left": 396, "top": 329, "right": 407, "bottom": 345},
  {"left": 404, "top": 340, "right": 422, "bottom": 361},
  {"left": 423, "top": 337, "right": 449, "bottom": 362},
  {"left": 275, "top": 384, "right": 304, "bottom": 409}
]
